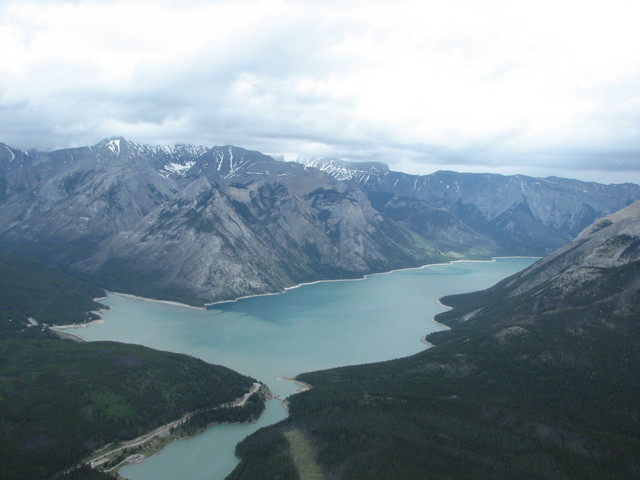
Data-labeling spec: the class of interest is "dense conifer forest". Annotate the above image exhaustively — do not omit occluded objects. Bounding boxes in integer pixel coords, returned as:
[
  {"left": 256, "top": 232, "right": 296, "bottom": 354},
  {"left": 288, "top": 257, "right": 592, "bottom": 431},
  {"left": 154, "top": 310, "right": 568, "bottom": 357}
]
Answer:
[
  {"left": 229, "top": 256, "right": 640, "bottom": 480},
  {"left": 0, "top": 253, "right": 258, "bottom": 479}
]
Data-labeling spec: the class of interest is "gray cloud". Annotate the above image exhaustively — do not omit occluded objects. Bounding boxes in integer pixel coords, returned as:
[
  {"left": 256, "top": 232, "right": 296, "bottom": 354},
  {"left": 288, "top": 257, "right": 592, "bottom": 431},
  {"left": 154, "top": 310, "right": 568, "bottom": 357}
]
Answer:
[{"left": 1, "top": 0, "right": 640, "bottom": 184}]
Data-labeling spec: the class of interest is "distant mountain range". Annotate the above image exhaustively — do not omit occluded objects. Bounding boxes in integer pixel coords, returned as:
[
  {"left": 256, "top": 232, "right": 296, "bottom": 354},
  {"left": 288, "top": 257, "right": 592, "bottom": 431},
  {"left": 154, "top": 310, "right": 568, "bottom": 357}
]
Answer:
[
  {"left": 1, "top": 137, "right": 639, "bottom": 304},
  {"left": 303, "top": 157, "right": 640, "bottom": 254}
]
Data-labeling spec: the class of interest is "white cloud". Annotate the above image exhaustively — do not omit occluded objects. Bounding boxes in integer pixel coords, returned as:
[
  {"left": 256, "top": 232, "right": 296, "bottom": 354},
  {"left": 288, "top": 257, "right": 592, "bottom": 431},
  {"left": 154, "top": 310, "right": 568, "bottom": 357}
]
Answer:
[{"left": 1, "top": 0, "right": 640, "bottom": 183}]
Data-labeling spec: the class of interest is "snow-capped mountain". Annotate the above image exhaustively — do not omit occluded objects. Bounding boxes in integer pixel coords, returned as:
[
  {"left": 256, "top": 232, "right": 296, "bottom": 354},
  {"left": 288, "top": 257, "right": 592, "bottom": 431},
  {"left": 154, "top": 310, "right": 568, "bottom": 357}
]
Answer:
[{"left": 1, "top": 138, "right": 639, "bottom": 304}]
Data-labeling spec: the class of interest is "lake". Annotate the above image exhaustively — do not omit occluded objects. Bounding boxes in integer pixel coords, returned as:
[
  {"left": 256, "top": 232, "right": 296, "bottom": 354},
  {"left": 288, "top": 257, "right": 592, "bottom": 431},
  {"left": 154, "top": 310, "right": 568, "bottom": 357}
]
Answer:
[{"left": 76, "top": 257, "right": 536, "bottom": 479}]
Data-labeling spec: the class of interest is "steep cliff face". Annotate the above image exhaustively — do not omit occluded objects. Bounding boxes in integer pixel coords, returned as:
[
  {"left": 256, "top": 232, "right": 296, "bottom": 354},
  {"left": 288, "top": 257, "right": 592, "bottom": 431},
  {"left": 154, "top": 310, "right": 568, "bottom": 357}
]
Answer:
[
  {"left": 80, "top": 176, "right": 438, "bottom": 304},
  {"left": 304, "top": 158, "right": 640, "bottom": 254}
]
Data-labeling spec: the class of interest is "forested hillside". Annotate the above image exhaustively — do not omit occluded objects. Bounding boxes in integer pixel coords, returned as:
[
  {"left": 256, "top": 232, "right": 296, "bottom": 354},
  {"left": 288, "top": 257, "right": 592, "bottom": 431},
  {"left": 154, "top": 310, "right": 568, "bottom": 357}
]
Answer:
[
  {"left": 0, "top": 252, "right": 106, "bottom": 336},
  {"left": 0, "top": 254, "right": 259, "bottom": 479},
  {"left": 228, "top": 204, "right": 640, "bottom": 480}
]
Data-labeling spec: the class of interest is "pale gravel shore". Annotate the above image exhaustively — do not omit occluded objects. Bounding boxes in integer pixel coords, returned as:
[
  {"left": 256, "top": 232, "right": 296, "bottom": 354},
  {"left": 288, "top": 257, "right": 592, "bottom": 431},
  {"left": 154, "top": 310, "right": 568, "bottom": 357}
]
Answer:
[
  {"left": 275, "top": 376, "right": 312, "bottom": 395},
  {"left": 50, "top": 318, "right": 106, "bottom": 342},
  {"left": 108, "top": 291, "right": 205, "bottom": 310},
  {"left": 419, "top": 297, "right": 458, "bottom": 348},
  {"left": 52, "top": 318, "right": 105, "bottom": 329},
  {"left": 50, "top": 328, "right": 89, "bottom": 342},
  {"left": 108, "top": 257, "right": 540, "bottom": 310},
  {"left": 205, "top": 257, "right": 511, "bottom": 308},
  {"left": 203, "top": 276, "right": 374, "bottom": 308}
]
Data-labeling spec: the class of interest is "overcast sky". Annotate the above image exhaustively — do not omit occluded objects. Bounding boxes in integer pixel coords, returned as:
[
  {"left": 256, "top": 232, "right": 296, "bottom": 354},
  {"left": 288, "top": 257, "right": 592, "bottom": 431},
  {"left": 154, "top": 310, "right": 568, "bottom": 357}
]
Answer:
[{"left": 2, "top": 0, "right": 640, "bottom": 183}]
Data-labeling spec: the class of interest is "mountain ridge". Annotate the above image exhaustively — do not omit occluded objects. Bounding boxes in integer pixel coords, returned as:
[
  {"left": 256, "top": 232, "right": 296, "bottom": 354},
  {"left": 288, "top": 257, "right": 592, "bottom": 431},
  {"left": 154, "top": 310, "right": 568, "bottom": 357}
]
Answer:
[
  {"left": 0, "top": 138, "right": 445, "bottom": 304},
  {"left": 303, "top": 157, "right": 640, "bottom": 254},
  {"left": 2, "top": 137, "right": 640, "bottom": 304}
]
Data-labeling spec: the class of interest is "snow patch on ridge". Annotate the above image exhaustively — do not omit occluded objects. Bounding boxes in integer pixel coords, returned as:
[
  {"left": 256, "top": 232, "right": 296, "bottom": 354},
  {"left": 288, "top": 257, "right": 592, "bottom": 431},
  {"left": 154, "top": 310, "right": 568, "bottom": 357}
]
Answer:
[
  {"left": 3, "top": 145, "right": 16, "bottom": 162},
  {"left": 301, "top": 158, "right": 389, "bottom": 184},
  {"left": 106, "top": 139, "right": 121, "bottom": 156},
  {"left": 165, "top": 161, "right": 195, "bottom": 175}
]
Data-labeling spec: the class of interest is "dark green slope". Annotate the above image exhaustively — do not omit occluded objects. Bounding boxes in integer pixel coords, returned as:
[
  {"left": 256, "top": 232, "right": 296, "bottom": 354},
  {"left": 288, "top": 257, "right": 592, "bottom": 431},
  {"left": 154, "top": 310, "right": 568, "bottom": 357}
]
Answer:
[
  {"left": 229, "top": 204, "right": 640, "bottom": 480},
  {"left": 0, "top": 254, "right": 258, "bottom": 479},
  {"left": 0, "top": 339, "right": 255, "bottom": 479},
  {"left": 0, "top": 252, "right": 106, "bottom": 336}
]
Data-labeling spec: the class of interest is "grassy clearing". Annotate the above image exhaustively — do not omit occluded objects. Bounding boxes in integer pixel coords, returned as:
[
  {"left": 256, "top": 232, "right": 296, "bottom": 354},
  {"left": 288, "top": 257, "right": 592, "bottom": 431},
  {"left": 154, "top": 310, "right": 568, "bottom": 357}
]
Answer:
[{"left": 284, "top": 429, "right": 326, "bottom": 480}]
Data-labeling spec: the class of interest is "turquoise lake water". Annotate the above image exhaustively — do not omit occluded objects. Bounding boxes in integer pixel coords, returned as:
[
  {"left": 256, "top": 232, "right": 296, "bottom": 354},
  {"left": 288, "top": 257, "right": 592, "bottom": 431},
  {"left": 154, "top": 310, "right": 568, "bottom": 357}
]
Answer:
[{"left": 77, "top": 257, "right": 536, "bottom": 480}]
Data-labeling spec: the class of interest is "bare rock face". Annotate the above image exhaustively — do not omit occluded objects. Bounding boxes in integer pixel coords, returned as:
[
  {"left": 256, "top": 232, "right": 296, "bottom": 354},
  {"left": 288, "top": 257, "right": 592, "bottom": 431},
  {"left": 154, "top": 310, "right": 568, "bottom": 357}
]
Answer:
[
  {"left": 2, "top": 137, "right": 640, "bottom": 304},
  {"left": 0, "top": 138, "right": 440, "bottom": 304},
  {"left": 80, "top": 174, "right": 439, "bottom": 303}
]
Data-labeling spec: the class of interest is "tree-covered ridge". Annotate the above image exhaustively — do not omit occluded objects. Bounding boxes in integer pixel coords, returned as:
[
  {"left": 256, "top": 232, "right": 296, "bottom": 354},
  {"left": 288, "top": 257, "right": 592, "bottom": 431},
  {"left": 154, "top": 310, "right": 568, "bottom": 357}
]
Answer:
[
  {"left": 228, "top": 207, "right": 640, "bottom": 480},
  {"left": 0, "top": 253, "right": 259, "bottom": 479},
  {"left": 0, "top": 338, "right": 256, "bottom": 479},
  {"left": 228, "top": 427, "right": 300, "bottom": 480},
  {"left": 0, "top": 252, "right": 106, "bottom": 336}
]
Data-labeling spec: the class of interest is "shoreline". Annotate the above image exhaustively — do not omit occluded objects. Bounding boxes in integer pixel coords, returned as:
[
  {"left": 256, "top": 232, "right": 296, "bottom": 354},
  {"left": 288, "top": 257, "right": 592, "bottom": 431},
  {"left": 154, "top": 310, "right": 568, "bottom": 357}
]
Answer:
[
  {"left": 68, "top": 256, "right": 536, "bottom": 476},
  {"left": 421, "top": 299, "right": 454, "bottom": 347},
  {"left": 50, "top": 318, "right": 107, "bottom": 342},
  {"left": 90, "top": 257, "right": 539, "bottom": 311},
  {"left": 276, "top": 376, "right": 313, "bottom": 411},
  {"left": 50, "top": 328, "right": 89, "bottom": 342},
  {"left": 205, "top": 256, "right": 539, "bottom": 309},
  {"left": 81, "top": 381, "right": 264, "bottom": 474},
  {"left": 275, "top": 376, "right": 312, "bottom": 395},
  {"left": 60, "top": 256, "right": 535, "bottom": 349},
  {"left": 107, "top": 291, "right": 205, "bottom": 310}
]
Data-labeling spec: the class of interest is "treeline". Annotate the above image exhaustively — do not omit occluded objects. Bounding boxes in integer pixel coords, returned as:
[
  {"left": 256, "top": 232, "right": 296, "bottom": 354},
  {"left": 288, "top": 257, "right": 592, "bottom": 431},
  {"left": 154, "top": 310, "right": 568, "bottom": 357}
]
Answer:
[
  {"left": 0, "top": 338, "right": 256, "bottom": 479},
  {"left": 0, "top": 254, "right": 258, "bottom": 479},
  {"left": 229, "top": 260, "right": 640, "bottom": 479},
  {"left": 181, "top": 393, "right": 265, "bottom": 436},
  {"left": 228, "top": 427, "right": 299, "bottom": 480},
  {"left": 0, "top": 252, "right": 106, "bottom": 336}
]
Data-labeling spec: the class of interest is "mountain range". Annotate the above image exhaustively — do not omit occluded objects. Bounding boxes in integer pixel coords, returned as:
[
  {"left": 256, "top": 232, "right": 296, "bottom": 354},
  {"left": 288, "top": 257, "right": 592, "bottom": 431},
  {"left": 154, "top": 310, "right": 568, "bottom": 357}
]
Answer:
[
  {"left": 304, "top": 157, "right": 640, "bottom": 254},
  {"left": 1, "top": 137, "right": 639, "bottom": 304},
  {"left": 2, "top": 136, "right": 640, "bottom": 479}
]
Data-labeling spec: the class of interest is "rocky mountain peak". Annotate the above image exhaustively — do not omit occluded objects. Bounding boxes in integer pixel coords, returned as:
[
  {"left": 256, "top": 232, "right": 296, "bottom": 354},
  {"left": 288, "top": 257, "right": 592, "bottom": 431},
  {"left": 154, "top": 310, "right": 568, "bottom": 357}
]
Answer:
[
  {"left": 304, "top": 157, "right": 640, "bottom": 255},
  {"left": 302, "top": 158, "right": 390, "bottom": 182}
]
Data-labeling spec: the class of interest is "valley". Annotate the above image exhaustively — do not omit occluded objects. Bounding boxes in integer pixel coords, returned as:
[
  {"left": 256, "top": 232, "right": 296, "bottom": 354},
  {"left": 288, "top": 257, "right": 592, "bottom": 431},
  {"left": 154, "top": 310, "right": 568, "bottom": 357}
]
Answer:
[
  {"left": 76, "top": 257, "right": 536, "bottom": 479},
  {"left": 1, "top": 138, "right": 640, "bottom": 479},
  {"left": 2, "top": 138, "right": 639, "bottom": 305},
  {"left": 231, "top": 202, "right": 640, "bottom": 480}
]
